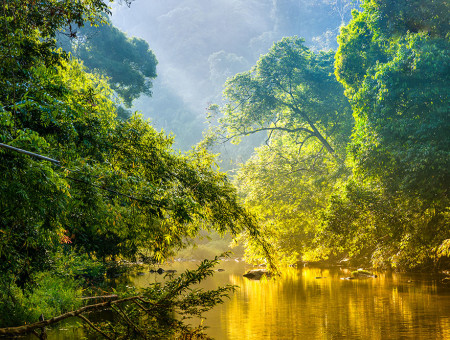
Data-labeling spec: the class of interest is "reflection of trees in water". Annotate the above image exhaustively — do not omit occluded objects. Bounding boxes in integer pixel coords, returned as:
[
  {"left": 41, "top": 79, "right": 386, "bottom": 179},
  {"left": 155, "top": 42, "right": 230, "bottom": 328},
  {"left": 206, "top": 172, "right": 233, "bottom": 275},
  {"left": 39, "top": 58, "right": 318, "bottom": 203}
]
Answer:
[{"left": 217, "top": 267, "right": 450, "bottom": 339}]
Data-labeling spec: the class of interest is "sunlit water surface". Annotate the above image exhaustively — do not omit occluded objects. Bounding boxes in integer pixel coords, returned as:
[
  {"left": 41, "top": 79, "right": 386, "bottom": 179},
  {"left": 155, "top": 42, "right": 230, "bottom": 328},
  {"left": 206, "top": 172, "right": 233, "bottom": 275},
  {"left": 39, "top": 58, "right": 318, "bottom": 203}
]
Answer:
[{"left": 41, "top": 260, "right": 450, "bottom": 339}]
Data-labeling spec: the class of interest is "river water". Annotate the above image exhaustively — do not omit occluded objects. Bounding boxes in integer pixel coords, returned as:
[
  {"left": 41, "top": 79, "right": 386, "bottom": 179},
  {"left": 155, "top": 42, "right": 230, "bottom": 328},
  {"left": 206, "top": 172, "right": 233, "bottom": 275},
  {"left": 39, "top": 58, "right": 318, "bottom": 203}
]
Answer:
[
  {"left": 39, "top": 259, "right": 450, "bottom": 339},
  {"left": 131, "top": 260, "right": 450, "bottom": 340}
]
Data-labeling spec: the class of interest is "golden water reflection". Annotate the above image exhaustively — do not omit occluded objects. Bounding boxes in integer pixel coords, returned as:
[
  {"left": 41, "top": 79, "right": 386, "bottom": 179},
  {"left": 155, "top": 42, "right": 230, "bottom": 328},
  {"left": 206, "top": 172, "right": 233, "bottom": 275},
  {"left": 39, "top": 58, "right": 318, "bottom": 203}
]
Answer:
[
  {"left": 37, "top": 261, "right": 450, "bottom": 339},
  {"left": 167, "top": 263, "right": 450, "bottom": 340}
]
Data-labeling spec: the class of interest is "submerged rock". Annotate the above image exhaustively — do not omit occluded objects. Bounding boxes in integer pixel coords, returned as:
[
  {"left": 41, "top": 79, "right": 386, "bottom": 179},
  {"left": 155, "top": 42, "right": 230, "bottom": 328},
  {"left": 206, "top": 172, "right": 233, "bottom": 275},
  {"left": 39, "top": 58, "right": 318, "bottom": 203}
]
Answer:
[
  {"left": 351, "top": 269, "right": 377, "bottom": 279},
  {"left": 243, "top": 269, "right": 271, "bottom": 280}
]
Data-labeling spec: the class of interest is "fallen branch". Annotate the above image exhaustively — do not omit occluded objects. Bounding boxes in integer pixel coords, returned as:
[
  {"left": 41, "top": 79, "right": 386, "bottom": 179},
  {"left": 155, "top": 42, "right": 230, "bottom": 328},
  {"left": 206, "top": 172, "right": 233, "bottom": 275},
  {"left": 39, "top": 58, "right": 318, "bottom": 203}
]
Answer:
[
  {"left": 111, "top": 304, "right": 147, "bottom": 339},
  {"left": 79, "top": 294, "right": 118, "bottom": 301},
  {"left": 0, "top": 296, "right": 146, "bottom": 338},
  {"left": 77, "top": 314, "right": 112, "bottom": 340}
]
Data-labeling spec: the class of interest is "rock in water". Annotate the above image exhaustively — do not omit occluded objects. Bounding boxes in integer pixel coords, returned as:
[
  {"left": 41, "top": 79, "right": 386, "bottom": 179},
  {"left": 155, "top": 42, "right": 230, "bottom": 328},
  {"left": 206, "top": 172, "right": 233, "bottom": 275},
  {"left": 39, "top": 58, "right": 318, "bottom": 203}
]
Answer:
[
  {"left": 243, "top": 269, "right": 271, "bottom": 280},
  {"left": 351, "top": 269, "right": 377, "bottom": 278}
]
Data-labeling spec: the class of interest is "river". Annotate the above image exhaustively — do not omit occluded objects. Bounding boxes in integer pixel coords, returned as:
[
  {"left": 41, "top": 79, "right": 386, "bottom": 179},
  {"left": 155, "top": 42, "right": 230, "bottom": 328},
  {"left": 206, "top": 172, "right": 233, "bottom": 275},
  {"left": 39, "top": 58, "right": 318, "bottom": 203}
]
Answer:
[
  {"left": 132, "top": 260, "right": 450, "bottom": 339},
  {"left": 40, "top": 259, "right": 450, "bottom": 339}
]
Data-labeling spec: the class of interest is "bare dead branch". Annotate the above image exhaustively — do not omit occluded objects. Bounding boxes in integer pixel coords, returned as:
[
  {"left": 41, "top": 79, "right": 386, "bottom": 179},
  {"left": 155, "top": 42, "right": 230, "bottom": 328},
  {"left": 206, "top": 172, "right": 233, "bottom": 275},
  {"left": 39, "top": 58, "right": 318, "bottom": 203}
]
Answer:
[
  {"left": 77, "top": 314, "right": 112, "bottom": 340},
  {"left": 110, "top": 304, "right": 147, "bottom": 339},
  {"left": 132, "top": 299, "right": 152, "bottom": 314},
  {"left": 80, "top": 294, "right": 118, "bottom": 301},
  {"left": 0, "top": 296, "right": 143, "bottom": 337}
]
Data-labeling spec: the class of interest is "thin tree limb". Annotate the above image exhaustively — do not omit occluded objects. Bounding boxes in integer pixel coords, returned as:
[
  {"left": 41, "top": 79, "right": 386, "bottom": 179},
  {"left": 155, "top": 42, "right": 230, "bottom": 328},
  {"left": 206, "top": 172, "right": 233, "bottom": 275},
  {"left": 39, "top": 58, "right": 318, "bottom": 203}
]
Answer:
[
  {"left": 80, "top": 294, "right": 118, "bottom": 301},
  {"left": 77, "top": 314, "right": 112, "bottom": 340},
  {"left": 0, "top": 296, "right": 142, "bottom": 337},
  {"left": 0, "top": 142, "right": 60, "bottom": 164},
  {"left": 110, "top": 304, "right": 147, "bottom": 339}
]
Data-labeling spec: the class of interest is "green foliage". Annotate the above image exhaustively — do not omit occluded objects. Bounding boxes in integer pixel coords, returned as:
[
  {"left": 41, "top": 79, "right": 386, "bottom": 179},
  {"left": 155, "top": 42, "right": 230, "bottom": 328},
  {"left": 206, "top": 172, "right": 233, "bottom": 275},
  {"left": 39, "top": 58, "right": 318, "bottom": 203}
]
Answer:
[
  {"left": 210, "top": 1, "right": 449, "bottom": 270},
  {"left": 58, "top": 16, "right": 158, "bottom": 107},
  {"left": 349, "top": 34, "right": 449, "bottom": 202},
  {"left": 214, "top": 37, "right": 352, "bottom": 159},
  {"left": 209, "top": 37, "right": 353, "bottom": 264},
  {"left": 437, "top": 239, "right": 450, "bottom": 259},
  {"left": 320, "top": 176, "right": 450, "bottom": 269},
  {"left": 327, "top": 0, "right": 450, "bottom": 269},
  {"left": 50, "top": 249, "right": 107, "bottom": 283},
  {"left": 0, "top": 0, "right": 269, "bottom": 329},
  {"left": 234, "top": 134, "right": 349, "bottom": 265},
  {"left": 0, "top": 272, "right": 81, "bottom": 327},
  {"left": 334, "top": 9, "right": 388, "bottom": 96},
  {"left": 335, "top": 0, "right": 449, "bottom": 94},
  {"left": 26, "top": 272, "right": 82, "bottom": 320},
  {"left": 362, "top": 0, "right": 449, "bottom": 38},
  {"left": 318, "top": 180, "right": 398, "bottom": 265},
  {"left": 58, "top": 113, "right": 267, "bottom": 263},
  {"left": 85, "top": 255, "right": 236, "bottom": 339}
]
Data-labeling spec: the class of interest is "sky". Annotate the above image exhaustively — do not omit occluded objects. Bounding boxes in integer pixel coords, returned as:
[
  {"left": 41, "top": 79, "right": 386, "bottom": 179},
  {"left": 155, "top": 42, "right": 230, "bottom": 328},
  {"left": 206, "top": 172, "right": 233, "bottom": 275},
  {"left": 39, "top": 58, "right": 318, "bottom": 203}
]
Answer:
[{"left": 110, "top": 0, "right": 355, "bottom": 150}]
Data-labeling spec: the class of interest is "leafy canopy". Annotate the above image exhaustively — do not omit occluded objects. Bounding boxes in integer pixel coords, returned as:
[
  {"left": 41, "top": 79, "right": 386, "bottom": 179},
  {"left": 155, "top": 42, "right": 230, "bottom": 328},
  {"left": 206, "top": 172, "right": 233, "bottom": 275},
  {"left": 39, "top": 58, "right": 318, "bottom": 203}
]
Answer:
[
  {"left": 322, "top": 0, "right": 450, "bottom": 268},
  {"left": 58, "top": 16, "right": 158, "bottom": 108},
  {"left": 0, "top": 1, "right": 272, "bottom": 319},
  {"left": 207, "top": 37, "right": 353, "bottom": 264},
  {"left": 212, "top": 37, "right": 352, "bottom": 160}
]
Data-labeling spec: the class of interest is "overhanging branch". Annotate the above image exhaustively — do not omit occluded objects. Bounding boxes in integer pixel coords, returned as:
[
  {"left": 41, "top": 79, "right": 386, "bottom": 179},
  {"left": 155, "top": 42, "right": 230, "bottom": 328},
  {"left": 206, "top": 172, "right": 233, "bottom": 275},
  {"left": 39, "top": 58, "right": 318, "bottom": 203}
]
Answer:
[{"left": 229, "top": 125, "right": 315, "bottom": 140}]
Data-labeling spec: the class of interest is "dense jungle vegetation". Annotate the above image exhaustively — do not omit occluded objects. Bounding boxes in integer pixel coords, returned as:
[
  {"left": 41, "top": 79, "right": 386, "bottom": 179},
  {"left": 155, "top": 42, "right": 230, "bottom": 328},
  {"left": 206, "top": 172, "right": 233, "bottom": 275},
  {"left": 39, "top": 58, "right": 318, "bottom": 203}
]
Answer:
[
  {"left": 0, "top": 0, "right": 448, "bottom": 338},
  {"left": 0, "top": 0, "right": 269, "bottom": 336},
  {"left": 209, "top": 0, "right": 450, "bottom": 270}
]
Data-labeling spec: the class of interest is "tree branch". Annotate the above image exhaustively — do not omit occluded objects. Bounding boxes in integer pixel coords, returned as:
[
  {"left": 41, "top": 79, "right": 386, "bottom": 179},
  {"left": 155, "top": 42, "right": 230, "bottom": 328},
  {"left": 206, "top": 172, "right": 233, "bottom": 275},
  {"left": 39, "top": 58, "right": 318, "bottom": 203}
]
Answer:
[
  {"left": 77, "top": 314, "right": 112, "bottom": 340},
  {"left": 231, "top": 125, "right": 315, "bottom": 139},
  {"left": 110, "top": 304, "right": 147, "bottom": 339},
  {"left": 0, "top": 296, "right": 144, "bottom": 337}
]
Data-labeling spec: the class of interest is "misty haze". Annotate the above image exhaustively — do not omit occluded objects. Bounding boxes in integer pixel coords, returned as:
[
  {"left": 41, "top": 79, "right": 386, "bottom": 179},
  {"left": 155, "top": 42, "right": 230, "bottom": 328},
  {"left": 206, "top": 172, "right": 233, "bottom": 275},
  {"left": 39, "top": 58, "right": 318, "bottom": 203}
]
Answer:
[{"left": 111, "top": 0, "right": 352, "bottom": 150}]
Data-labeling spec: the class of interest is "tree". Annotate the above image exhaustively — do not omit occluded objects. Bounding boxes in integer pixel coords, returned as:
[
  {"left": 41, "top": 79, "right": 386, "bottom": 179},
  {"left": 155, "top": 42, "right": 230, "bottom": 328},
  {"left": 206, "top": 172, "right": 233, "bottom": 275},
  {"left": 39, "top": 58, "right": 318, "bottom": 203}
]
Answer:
[
  {"left": 58, "top": 16, "right": 158, "bottom": 108},
  {"left": 234, "top": 133, "right": 348, "bottom": 264},
  {"left": 324, "top": 0, "right": 450, "bottom": 268},
  {"left": 0, "top": 0, "right": 272, "bottom": 327},
  {"left": 212, "top": 37, "right": 352, "bottom": 162},
  {"left": 0, "top": 0, "right": 114, "bottom": 288},
  {"left": 0, "top": 256, "right": 236, "bottom": 339},
  {"left": 362, "top": 0, "right": 449, "bottom": 38},
  {"left": 206, "top": 37, "right": 353, "bottom": 263},
  {"left": 335, "top": 0, "right": 449, "bottom": 205}
]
